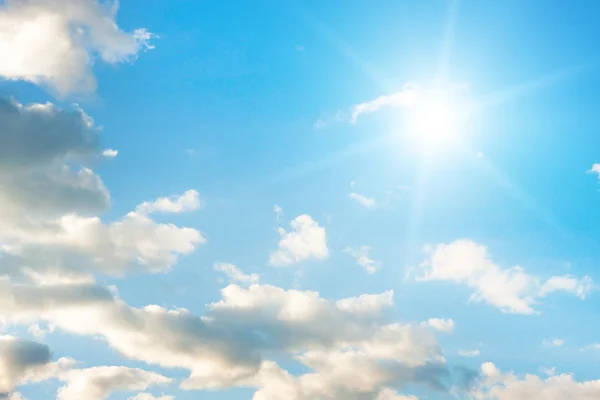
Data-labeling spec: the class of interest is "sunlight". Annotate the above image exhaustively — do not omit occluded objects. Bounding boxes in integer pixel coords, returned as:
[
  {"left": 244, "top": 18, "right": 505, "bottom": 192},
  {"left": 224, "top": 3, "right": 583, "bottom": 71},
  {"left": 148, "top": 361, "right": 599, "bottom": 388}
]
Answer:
[{"left": 408, "top": 91, "right": 461, "bottom": 150}]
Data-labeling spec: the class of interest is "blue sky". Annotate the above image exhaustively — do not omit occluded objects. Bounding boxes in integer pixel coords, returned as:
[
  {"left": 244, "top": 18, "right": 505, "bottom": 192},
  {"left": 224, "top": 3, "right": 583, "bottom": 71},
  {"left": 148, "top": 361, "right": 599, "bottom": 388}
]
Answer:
[{"left": 1, "top": 1, "right": 600, "bottom": 399}]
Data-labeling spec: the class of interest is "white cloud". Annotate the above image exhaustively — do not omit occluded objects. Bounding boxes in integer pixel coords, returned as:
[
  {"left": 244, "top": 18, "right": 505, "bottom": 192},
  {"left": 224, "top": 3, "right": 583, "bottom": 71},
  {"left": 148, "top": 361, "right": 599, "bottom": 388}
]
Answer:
[
  {"left": 458, "top": 349, "right": 480, "bottom": 357},
  {"left": 588, "top": 163, "right": 600, "bottom": 178},
  {"left": 135, "top": 190, "right": 203, "bottom": 215},
  {"left": 344, "top": 246, "right": 381, "bottom": 274},
  {"left": 422, "top": 318, "right": 455, "bottom": 334},
  {"left": 473, "top": 362, "right": 600, "bottom": 400},
  {"left": 0, "top": 0, "right": 154, "bottom": 95},
  {"left": 269, "top": 215, "right": 328, "bottom": 267},
  {"left": 417, "top": 240, "right": 594, "bottom": 314},
  {"left": 583, "top": 343, "right": 600, "bottom": 352},
  {"left": 295, "top": 44, "right": 305, "bottom": 52},
  {"left": 539, "top": 275, "right": 594, "bottom": 299},
  {"left": 542, "top": 338, "right": 565, "bottom": 348},
  {"left": 102, "top": 149, "right": 118, "bottom": 158},
  {"left": 214, "top": 263, "right": 260, "bottom": 285},
  {"left": 0, "top": 277, "right": 475, "bottom": 395},
  {"left": 0, "top": 336, "right": 52, "bottom": 394},
  {"left": 57, "top": 366, "right": 172, "bottom": 400},
  {"left": 350, "top": 84, "right": 418, "bottom": 124},
  {"left": 273, "top": 204, "right": 283, "bottom": 221},
  {"left": 335, "top": 291, "right": 394, "bottom": 315},
  {"left": 128, "top": 394, "right": 174, "bottom": 400},
  {"left": 349, "top": 192, "right": 377, "bottom": 209}
]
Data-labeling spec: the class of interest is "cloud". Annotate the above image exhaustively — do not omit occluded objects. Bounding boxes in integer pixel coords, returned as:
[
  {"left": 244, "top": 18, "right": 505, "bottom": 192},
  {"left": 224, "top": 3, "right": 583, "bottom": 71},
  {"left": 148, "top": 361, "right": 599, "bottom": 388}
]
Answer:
[
  {"left": 0, "top": 198, "right": 206, "bottom": 279},
  {"left": 582, "top": 343, "right": 600, "bottom": 352},
  {"left": 135, "top": 190, "right": 203, "bottom": 215},
  {"left": 422, "top": 318, "right": 455, "bottom": 334},
  {"left": 542, "top": 338, "right": 565, "bottom": 348},
  {"left": 57, "top": 366, "right": 172, "bottom": 400},
  {"left": 349, "top": 192, "right": 377, "bottom": 209},
  {"left": 214, "top": 263, "right": 260, "bottom": 285},
  {"left": 295, "top": 44, "right": 305, "bottom": 52},
  {"left": 102, "top": 149, "right": 118, "bottom": 158},
  {"left": 269, "top": 215, "right": 328, "bottom": 267},
  {"left": 128, "top": 394, "right": 174, "bottom": 400},
  {"left": 350, "top": 84, "right": 418, "bottom": 124},
  {"left": 0, "top": 0, "right": 154, "bottom": 95},
  {"left": 335, "top": 291, "right": 394, "bottom": 315},
  {"left": 0, "top": 98, "right": 99, "bottom": 169},
  {"left": 473, "top": 362, "right": 600, "bottom": 399},
  {"left": 0, "top": 275, "right": 477, "bottom": 396},
  {"left": 344, "top": 246, "right": 381, "bottom": 274},
  {"left": 0, "top": 337, "right": 51, "bottom": 394},
  {"left": 416, "top": 240, "right": 594, "bottom": 314},
  {"left": 273, "top": 204, "right": 283, "bottom": 221},
  {"left": 588, "top": 163, "right": 600, "bottom": 178},
  {"left": 458, "top": 349, "right": 480, "bottom": 358}
]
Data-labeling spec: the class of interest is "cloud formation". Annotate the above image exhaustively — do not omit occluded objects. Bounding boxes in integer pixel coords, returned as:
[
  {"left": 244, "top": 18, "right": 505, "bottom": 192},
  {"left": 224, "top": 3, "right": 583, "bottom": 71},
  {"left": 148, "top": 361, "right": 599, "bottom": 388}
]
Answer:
[
  {"left": 269, "top": 215, "right": 328, "bottom": 267},
  {"left": 0, "top": 0, "right": 154, "bottom": 94},
  {"left": 344, "top": 246, "right": 381, "bottom": 274},
  {"left": 417, "top": 240, "right": 594, "bottom": 314}
]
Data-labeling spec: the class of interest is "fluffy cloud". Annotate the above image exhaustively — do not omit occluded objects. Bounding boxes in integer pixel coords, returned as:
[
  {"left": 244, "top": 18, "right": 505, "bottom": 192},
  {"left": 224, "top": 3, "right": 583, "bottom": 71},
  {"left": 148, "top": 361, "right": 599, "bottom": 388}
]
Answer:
[
  {"left": 422, "top": 318, "right": 455, "bottom": 334},
  {"left": 0, "top": 0, "right": 153, "bottom": 95},
  {"left": 473, "top": 362, "right": 600, "bottom": 400},
  {"left": 135, "top": 190, "right": 203, "bottom": 215},
  {"left": 349, "top": 192, "right": 377, "bottom": 209},
  {"left": 0, "top": 200, "right": 205, "bottom": 279},
  {"left": 0, "top": 337, "right": 51, "bottom": 395},
  {"left": 57, "top": 366, "right": 172, "bottom": 400},
  {"left": 102, "top": 149, "right": 118, "bottom": 158},
  {"left": 269, "top": 215, "right": 328, "bottom": 267},
  {"left": 344, "top": 246, "right": 381, "bottom": 274},
  {"left": 0, "top": 277, "right": 475, "bottom": 396},
  {"left": 0, "top": 98, "right": 99, "bottom": 169},
  {"left": 416, "top": 240, "right": 594, "bottom": 314}
]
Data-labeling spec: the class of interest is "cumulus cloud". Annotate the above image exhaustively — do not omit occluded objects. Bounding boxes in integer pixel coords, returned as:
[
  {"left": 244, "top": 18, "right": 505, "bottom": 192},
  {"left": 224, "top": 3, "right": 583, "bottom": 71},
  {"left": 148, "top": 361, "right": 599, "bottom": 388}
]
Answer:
[
  {"left": 57, "top": 366, "right": 172, "bottom": 400},
  {"left": 422, "top": 318, "right": 455, "bottom": 334},
  {"left": 349, "top": 192, "right": 377, "bottom": 209},
  {"left": 0, "top": 276, "right": 476, "bottom": 396},
  {"left": 0, "top": 199, "right": 206, "bottom": 279},
  {"left": 0, "top": 0, "right": 154, "bottom": 95},
  {"left": 135, "top": 190, "right": 203, "bottom": 215},
  {"left": 0, "top": 98, "right": 98, "bottom": 169},
  {"left": 0, "top": 337, "right": 51, "bottom": 394},
  {"left": 269, "top": 215, "right": 328, "bottom": 267},
  {"left": 416, "top": 240, "right": 594, "bottom": 314},
  {"left": 473, "top": 362, "right": 600, "bottom": 399},
  {"left": 344, "top": 246, "right": 381, "bottom": 274}
]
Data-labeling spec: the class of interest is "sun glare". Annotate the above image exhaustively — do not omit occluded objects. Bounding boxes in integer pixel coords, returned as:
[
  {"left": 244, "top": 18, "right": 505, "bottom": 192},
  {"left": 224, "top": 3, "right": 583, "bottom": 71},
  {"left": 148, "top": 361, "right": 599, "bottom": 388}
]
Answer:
[{"left": 407, "top": 90, "right": 464, "bottom": 151}]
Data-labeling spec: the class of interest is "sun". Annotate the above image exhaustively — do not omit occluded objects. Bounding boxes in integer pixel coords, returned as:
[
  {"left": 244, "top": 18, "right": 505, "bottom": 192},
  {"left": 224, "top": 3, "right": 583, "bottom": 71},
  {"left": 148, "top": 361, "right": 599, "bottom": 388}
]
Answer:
[{"left": 407, "top": 90, "right": 464, "bottom": 150}]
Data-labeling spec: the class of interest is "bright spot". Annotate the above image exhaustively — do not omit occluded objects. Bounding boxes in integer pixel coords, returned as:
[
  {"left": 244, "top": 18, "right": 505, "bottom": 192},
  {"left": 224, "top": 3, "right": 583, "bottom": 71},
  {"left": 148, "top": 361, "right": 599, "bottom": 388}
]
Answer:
[{"left": 407, "top": 90, "right": 465, "bottom": 151}]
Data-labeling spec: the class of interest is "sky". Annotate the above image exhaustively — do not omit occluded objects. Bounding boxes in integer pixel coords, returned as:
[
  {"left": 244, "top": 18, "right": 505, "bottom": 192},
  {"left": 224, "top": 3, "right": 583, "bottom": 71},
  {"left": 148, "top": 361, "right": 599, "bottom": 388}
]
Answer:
[{"left": 1, "top": 0, "right": 600, "bottom": 399}]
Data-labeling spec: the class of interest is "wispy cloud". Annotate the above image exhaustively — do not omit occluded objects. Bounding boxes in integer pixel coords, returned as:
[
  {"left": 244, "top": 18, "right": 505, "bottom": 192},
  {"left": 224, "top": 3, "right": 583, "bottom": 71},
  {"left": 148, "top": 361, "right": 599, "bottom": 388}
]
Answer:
[
  {"left": 541, "top": 338, "right": 565, "bottom": 347},
  {"left": 344, "top": 246, "right": 381, "bottom": 274},
  {"left": 349, "top": 192, "right": 377, "bottom": 209}
]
